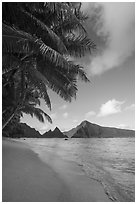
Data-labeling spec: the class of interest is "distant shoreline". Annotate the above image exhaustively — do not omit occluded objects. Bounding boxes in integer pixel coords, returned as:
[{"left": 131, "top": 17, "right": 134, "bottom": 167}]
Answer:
[{"left": 3, "top": 121, "right": 134, "bottom": 139}]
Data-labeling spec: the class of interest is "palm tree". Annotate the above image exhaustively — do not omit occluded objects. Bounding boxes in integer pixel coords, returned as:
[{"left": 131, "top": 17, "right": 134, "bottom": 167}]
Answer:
[
  {"left": 2, "top": 2, "right": 96, "bottom": 129},
  {"left": 2, "top": 73, "right": 52, "bottom": 130}
]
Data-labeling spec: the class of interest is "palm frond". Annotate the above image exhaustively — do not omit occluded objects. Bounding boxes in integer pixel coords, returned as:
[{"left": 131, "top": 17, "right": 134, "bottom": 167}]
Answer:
[
  {"left": 27, "top": 66, "right": 51, "bottom": 110},
  {"left": 21, "top": 9, "right": 68, "bottom": 54},
  {"left": 27, "top": 97, "right": 41, "bottom": 106},
  {"left": 67, "top": 63, "right": 90, "bottom": 83},
  {"left": 37, "top": 61, "right": 78, "bottom": 102},
  {"left": 64, "top": 35, "right": 96, "bottom": 57},
  {"left": 2, "top": 3, "right": 21, "bottom": 25},
  {"left": 48, "top": 3, "right": 86, "bottom": 30},
  {"left": 2, "top": 23, "right": 35, "bottom": 55},
  {"left": 49, "top": 3, "right": 87, "bottom": 35},
  {"left": 40, "top": 57, "right": 90, "bottom": 83},
  {"left": 24, "top": 87, "right": 41, "bottom": 106},
  {"left": 3, "top": 24, "right": 73, "bottom": 72},
  {"left": 2, "top": 54, "right": 22, "bottom": 75},
  {"left": 20, "top": 105, "right": 52, "bottom": 123}
]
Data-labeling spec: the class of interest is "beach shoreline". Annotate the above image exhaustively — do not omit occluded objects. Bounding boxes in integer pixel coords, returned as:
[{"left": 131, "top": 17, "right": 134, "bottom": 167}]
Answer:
[{"left": 2, "top": 138, "right": 112, "bottom": 202}]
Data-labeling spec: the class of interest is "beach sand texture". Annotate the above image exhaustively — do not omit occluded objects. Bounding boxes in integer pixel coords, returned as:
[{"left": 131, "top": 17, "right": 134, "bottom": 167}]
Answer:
[{"left": 2, "top": 139, "right": 111, "bottom": 202}]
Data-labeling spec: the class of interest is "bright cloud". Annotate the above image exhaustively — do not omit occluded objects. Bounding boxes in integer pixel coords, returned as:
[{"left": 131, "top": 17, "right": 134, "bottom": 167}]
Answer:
[
  {"left": 82, "top": 2, "right": 135, "bottom": 75},
  {"left": 125, "top": 104, "right": 135, "bottom": 111},
  {"left": 59, "top": 104, "right": 67, "bottom": 110},
  {"left": 63, "top": 112, "right": 68, "bottom": 118},
  {"left": 98, "top": 99, "right": 125, "bottom": 117},
  {"left": 85, "top": 111, "right": 96, "bottom": 118}
]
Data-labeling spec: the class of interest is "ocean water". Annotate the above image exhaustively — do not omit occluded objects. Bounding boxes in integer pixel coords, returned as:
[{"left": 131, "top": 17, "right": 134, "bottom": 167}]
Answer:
[{"left": 23, "top": 137, "right": 135, "bottom": 202}]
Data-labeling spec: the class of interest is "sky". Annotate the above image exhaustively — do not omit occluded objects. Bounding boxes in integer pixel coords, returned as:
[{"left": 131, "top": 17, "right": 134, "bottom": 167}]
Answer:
[{"left": 21, "top": 2, "right": 135, "bottom": 134}]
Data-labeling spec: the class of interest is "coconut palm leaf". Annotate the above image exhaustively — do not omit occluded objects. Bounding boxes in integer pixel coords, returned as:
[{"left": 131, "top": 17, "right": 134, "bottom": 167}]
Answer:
[
  {"left": 21, "top": 9, "right": 68, "bottom": 54},
  {"left": 25, "top": 94, "right": 41, "bottom": 106},
  {"left": 45, "top": 3, "right": 87, "bottom": 33},
  {"left": 2, "top": 23, "right": 35, "bottom": 55},
  {"left": 64, "top": 35, "right": 96, "bottom": 57},
  {"left": 26, "top": 66, "right": 51, "bottom": 110},
  {"left": 37, "top": 60, "right": 78, "bottom": 101},
  {"left": 2, "top": 54, "right": 21, "bottom": 74},
  {"left": 3, "top": 24, "right": 80, "bottom": 74},
  {"left": 66, "top": 63, "right": 90, "bottom": 83},
  {"left": 39, "top": 58, "right": 90, "bottom": 83},
  {"left": 20, "top": 105, "right": 52, "bottom": 123}
]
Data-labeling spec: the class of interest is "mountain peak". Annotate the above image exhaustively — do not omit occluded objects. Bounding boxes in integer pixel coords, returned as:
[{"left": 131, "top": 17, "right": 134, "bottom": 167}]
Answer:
[
  {"left": 53, "top": 127, "right": 60, "bottom": 132},
  {"left": 64, "top": 121, "right": 135, "bottom": 138},
  {"left": 80, "top": 120, "right": 90, "bottom": 126},
  {"left": 42, "top": 127, "right": 67, "bottom": 138}
]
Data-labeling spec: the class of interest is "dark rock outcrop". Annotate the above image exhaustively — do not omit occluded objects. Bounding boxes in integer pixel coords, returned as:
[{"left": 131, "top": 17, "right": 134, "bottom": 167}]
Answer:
[
  {"left": 9, "top": 121, "right": 134, "bottom": 139},
  {"left": 64, "top": 120, "right": 135, "bottom": 138},
  {"left": 10, "top": 123, "right": 41, "bottom": 138},
  {"left": 21, "top": 123, "right": 41, "bottom": 138},
  {"left": 9, "top": 123, "right": 68, "bottom": 138},
  {"left": 42, "top": 127, "right": 68, "bottom": 138}
]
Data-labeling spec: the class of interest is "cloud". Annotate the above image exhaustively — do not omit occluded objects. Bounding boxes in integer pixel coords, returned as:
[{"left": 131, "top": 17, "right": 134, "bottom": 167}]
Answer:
[
  {"left": 125, "top": 104, "right": 135, "bottom": 111},
  {"left": 82, "top": 2, "right": 135, "bottom": 75},
  {"left": 59, "top": 104, "right": 67, "bottom": 110},
  {"left": 98, "top": 99, "right": 125, "bottom": 117},
  {"left": 63, "top": 112, "right": 68, "bottom": 118},
  {"left": 85, "top": 111, "right": 96, "bottom": 118}
]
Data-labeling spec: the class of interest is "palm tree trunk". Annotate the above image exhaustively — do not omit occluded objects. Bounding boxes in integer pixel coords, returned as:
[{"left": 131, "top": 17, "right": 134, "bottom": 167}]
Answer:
[
  {"left": 2, "top": 107, "right": 17, "bottom": 130},
  {"left": 2, "top": 74, "right": 26, "bottom": 130}
]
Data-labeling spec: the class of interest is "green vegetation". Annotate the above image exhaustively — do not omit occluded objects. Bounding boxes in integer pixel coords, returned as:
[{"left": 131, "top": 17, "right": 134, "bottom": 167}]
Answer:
[{"left": 2, "top": 2, "right": 95, "bottom": 136}]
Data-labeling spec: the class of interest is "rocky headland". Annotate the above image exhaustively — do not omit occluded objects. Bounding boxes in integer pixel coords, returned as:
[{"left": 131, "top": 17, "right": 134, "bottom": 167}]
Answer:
[
  {"left": 64, "top": 120, "right": 135, "bottom": 138},
  {"left": 4, "top": 121, "right": 135, "bottom": 138}
]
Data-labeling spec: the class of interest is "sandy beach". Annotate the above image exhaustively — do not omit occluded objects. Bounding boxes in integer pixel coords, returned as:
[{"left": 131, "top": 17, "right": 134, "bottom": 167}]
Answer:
[{"left": 2, "top": 138, "right": 111, "bottom": 202}]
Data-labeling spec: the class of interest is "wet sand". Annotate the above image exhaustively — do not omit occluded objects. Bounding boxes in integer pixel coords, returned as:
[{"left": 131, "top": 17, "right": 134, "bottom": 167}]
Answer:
[{"left": 2, "top": 138, "right": 111, "bottom": 202}]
